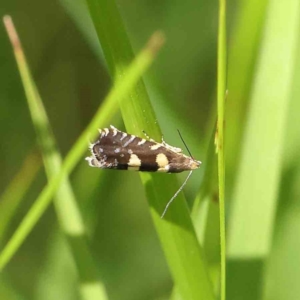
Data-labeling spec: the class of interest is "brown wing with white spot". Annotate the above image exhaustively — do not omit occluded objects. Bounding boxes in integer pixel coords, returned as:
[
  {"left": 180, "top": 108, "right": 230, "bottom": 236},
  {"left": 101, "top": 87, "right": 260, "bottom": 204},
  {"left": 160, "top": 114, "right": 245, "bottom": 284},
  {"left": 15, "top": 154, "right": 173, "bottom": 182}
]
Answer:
[{"left": 86, "top": 126, "right": 201, "bottom": 173}]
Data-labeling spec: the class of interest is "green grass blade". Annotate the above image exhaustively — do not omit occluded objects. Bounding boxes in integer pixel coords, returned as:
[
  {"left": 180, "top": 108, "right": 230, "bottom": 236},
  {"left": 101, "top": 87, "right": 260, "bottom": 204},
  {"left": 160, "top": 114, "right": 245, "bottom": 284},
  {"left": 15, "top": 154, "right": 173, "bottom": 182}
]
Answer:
[
  {"left": 86, "top": 0, "right": 214, "bottom": 299},
  {"left": 226, "top": 0, "right": 269, "bottom": 179},
  {"left": 228, "top": 0, "right": 300, "bottom": 258},
  {"left": 0, "top": 150, "right": 41, "bottom": 244},
  {"left": 262, "top": 165, "right": 300, "bottom": 299},
  {"left": 3, "top": 16, "right": 108, "bottom": 299},
  {"left": 191, "top": 126, "right": 220, "bottom": 293},
  {"left": 86, "top": 0, "right": 161, "bottom": 138},
  {"left": 217, "top": 0, "right": 227, "bottom": 299},
  {"left": 262, "top": 9, "right": 300, "bottom": 300},
  {"left": 0, "top": 17, "right": 161, "bottom": 274}
]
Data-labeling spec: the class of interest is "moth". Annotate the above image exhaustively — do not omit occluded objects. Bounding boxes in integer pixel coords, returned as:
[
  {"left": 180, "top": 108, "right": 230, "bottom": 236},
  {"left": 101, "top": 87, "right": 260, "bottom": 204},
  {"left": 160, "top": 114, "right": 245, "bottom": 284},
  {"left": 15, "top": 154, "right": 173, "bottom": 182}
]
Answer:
[{"left": 86, "top": 125, "right": 201, "bottom": 217}]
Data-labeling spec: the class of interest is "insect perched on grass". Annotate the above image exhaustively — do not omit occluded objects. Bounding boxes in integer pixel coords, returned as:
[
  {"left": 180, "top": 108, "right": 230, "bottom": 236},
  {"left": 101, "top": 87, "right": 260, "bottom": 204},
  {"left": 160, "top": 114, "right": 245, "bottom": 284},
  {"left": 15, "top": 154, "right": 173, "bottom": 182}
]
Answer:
[{"left": 86, "top": 125, "right": 201, "bottom": 217}]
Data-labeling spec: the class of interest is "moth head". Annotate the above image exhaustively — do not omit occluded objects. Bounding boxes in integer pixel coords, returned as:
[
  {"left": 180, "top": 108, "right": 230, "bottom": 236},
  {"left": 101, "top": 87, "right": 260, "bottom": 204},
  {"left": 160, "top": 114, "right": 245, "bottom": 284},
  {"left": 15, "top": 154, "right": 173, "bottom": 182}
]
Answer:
[{"left": 190, "top": 159, "right": 201, "bottom": 170}]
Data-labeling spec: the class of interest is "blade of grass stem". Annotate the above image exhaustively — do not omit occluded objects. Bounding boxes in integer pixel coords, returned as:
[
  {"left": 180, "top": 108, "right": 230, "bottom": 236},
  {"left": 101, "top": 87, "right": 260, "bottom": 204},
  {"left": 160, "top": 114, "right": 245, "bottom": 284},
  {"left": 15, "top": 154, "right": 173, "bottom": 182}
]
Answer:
[
  {"left": 0, "top": 17, "right": 162, "bottom": 272},
  {"left": 226, "top": 0, "right": 269, "bottom": 180},
  {"left": 13, "top": 16, "right": 109, "bottom": 298},
  {"left": 171, "top": 128, "right": 219, "bottom": 299},
  {"left": 192, "top": 123, "right": 218, "bottom": 221},
  {"left": 0, "top": 150, "right": 41, "bottom": 245},
  {"left": 228, "top": 0, "right": 300, "bottom": 258},
  {"left": 263, "top": 164, "right": 300, "bottom": 299},
  {"left": 217, "top": 0, "right": 227, "bottom": 299},
  {"left": 193, "top": 125, "right": 220, "bottom": 286},
  {"left": 3, "top": 16, "right": 108, "bottom": 300},
  {"left": 85, "top": 0, "right": 214, "bottom": 299}
]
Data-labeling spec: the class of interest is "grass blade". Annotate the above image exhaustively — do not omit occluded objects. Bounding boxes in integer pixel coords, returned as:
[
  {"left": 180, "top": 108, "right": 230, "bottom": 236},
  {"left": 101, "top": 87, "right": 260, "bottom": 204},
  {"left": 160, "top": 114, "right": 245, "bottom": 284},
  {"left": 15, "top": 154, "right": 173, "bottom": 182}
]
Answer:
[
  {"left": 3, "top": 16, "right": 108, "bottom": 299},
  {"left": 262, "top": 6, "right": 300, "bottom": 299},
  {"left": 191, "top": 126, "right": 220, "bottom": 294},
  {"left": 228, "top": 0, "right": 300, "bottom": 258},
  {"left": 226, "top": 0, "right": 269, "bottom": 180},
  {"left": 0, "top": 150, "right": 41, "bottom": 245},
  {"left": 0, "top": 17, "right": 162, "bottom": 274},
  {"left": 217, "top": 0, "right": 227, "bottom": 299},
  {"left": 86, "top": 0, "right": 214, "bottom": 299}
]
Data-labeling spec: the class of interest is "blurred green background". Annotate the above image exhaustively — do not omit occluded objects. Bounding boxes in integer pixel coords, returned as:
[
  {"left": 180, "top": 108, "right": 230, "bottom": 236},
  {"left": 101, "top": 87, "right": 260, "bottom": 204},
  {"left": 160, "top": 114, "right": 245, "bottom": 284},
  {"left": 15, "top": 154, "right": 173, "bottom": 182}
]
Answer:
[{"left": 1, "top": 0, "right": 300, "bottom": 299}]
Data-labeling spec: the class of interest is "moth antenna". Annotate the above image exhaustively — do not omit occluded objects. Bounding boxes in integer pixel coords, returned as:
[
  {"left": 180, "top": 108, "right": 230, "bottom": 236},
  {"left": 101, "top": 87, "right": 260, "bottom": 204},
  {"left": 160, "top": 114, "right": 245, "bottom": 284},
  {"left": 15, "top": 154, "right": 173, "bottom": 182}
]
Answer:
[
  {"left": 161, "top": 170, "right": 193, "bottom": 218},
  {"left": 177, "top": 129, "right": 194, "bottom": 159}
]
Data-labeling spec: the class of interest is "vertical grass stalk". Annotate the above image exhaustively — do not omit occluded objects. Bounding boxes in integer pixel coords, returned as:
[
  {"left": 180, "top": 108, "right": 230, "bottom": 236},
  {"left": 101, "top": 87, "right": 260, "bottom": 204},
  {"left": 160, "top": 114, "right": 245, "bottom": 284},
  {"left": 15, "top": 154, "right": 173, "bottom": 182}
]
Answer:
[
  {"left": 0, "top": 17, "right": 162, "bottom": 273},
  {"left": 217, "top": 0, "right": 227, "bottom": 299}
]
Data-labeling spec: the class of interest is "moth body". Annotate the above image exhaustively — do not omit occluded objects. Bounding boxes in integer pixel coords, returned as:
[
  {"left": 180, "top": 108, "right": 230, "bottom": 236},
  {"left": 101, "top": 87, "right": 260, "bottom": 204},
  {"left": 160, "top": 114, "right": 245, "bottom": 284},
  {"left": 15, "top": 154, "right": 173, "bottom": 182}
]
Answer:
[{"left": 86, "top": 125, "right": 201, "bottom": 173}]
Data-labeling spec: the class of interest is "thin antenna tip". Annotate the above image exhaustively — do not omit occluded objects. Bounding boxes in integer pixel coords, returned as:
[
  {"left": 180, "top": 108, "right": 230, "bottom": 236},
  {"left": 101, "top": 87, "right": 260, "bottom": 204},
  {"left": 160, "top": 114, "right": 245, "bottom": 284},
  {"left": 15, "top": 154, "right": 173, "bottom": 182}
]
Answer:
[
  {"left": 160, "top": 170, "right": 194, "bottom": 218},
  {"left": 177, "top": 129, "right": 194, "bottom": 159}
]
